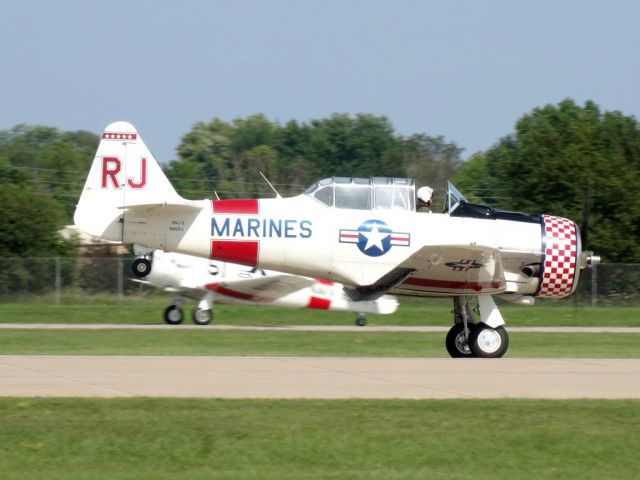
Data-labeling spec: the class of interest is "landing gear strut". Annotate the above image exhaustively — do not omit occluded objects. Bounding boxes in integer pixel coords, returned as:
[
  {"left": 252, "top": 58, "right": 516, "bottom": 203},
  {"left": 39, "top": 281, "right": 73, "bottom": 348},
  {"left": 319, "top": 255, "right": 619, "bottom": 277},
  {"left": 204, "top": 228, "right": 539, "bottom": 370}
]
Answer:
[
  {"left": 446, "top": 296, "right": 475, "bottom": 357},
  {"left": 192, "top": 291, "right": 214, "bottom": 325},
  {"left": 355, "top": 313, "right": 367, "bottom": 327},
  {"left": 445, "top": 295, "right": 509, "bottom": 358}
]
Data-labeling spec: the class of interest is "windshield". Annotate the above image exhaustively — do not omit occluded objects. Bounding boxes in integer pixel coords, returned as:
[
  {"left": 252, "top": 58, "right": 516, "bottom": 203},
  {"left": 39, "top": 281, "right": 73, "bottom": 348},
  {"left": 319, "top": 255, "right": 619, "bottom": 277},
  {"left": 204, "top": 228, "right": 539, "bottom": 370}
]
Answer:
[{"left": 445, "top": 181, "right": 468, "bottom": 213}]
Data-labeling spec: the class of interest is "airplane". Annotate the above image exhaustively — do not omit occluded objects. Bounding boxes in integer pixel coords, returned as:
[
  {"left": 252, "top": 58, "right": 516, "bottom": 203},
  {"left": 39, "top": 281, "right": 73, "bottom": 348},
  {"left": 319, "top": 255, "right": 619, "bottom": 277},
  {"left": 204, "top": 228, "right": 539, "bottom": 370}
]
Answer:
[
  {"left": 131, "top": 249, "right": 398, "bottom": 325},
  {"left": 75, "top": 121, "right": 600, "bottom": 358}
]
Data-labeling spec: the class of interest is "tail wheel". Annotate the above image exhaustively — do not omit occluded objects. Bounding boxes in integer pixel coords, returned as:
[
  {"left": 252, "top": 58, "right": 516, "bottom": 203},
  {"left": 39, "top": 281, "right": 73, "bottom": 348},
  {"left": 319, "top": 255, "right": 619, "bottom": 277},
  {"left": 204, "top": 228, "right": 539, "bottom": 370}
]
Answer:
[
  {"left": 132, "top": 258, "right": 152, "bottom": 278},
  {"left": 468, "top": 324, "right": 509, "bottom": 358},
  {"left": 164, "top": 305, "right": 184, "bottom": 325},
  {"left": 192, "top": 308, "right": 213, "bottom": 325},
  {"left": 445, "top": 323, "right": 475, "bottom": 358}
]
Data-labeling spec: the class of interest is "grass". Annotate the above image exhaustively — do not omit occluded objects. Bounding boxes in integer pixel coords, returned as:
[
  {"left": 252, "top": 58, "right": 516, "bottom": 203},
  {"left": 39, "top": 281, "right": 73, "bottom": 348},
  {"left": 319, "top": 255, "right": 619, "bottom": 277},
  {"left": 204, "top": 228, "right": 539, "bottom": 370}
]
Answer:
[
  {"left": 0, "top": 398, "right": 639, "bottom": 480},
  {"left": 1, "top": 300, "right": 638, "bottom": 479},
  {"left": 2, "top": 298, "right": 640, "bottom": 326},
  {"left": 1, "top": 329, "right": 639, "bottom": 357}
]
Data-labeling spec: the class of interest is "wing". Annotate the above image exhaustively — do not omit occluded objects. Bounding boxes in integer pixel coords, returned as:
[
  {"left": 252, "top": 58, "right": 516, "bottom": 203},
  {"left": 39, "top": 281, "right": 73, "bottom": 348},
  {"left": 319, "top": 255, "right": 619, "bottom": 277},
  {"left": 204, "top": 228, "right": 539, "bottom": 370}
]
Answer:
[
  {"left": 346, "top": 244, "right": 505, "bottom": 300},
  {"left": 204, "top": 275, "right": 315, "bottom": 303},
  {"left": 396, "top": 244, "right": 505, "bottom": 295}
]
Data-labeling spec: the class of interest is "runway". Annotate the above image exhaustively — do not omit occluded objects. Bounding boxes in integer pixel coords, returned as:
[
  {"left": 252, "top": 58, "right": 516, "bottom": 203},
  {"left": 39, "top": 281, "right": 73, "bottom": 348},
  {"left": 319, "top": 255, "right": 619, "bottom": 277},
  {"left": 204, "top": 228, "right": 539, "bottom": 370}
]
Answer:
[{"left": 2, "top": 356, "right": 639, "bottom": 399}]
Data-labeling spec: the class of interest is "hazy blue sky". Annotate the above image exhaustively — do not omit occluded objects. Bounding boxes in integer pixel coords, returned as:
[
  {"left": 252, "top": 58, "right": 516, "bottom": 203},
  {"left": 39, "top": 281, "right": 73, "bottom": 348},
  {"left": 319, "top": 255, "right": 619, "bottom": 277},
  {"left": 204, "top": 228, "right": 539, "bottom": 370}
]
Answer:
[{"left": 2, "top": 0, "right": 638, "bottom": 164}]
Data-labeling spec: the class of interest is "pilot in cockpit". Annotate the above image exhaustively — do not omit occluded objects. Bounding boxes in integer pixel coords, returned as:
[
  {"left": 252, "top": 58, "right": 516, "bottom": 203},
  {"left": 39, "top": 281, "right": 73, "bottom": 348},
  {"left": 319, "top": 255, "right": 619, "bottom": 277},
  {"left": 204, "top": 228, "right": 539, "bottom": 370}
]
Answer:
[{"left": 416, "top": 186, "right": 434, "bottom": 213}]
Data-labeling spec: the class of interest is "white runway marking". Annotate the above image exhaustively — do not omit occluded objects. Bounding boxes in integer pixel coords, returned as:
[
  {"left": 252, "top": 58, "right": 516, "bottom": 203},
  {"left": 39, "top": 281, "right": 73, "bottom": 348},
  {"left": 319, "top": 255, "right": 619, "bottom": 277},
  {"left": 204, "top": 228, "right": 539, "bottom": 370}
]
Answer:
[{"left": 1, "top": 356, "right": 639, "bottom": 399}]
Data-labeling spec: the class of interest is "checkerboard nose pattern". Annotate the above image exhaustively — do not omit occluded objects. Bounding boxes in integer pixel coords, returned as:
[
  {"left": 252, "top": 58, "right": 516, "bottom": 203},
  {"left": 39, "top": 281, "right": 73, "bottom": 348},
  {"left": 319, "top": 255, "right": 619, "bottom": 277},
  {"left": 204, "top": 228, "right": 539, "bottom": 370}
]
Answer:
[{"left": 537, "top": 215, "right": 578, "bottom": 298}]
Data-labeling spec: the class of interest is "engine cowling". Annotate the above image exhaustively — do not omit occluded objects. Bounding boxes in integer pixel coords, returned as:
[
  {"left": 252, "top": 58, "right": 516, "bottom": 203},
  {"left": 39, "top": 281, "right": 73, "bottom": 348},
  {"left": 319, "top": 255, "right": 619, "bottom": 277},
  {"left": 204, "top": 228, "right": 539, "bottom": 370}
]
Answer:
[{"left": 536, "top": 214, "right": 580, "bottom": 298}]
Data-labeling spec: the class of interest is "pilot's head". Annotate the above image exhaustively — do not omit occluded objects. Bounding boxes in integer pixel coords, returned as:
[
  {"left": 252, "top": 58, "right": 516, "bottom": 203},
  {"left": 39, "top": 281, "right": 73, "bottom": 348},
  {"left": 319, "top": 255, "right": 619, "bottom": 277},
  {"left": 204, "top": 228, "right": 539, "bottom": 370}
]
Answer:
[{"left": 417, "top": 186, "right": 434, "bottom": 206}]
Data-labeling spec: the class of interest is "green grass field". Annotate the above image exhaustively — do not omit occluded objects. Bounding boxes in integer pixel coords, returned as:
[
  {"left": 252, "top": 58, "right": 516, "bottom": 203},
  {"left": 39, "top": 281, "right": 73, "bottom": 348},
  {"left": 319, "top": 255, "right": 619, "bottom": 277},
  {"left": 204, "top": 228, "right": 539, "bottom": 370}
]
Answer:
[
  {"left": 2, "top": 298, "right": 640, "bottom": 326},
  {"left": 1, "top": 299, "right": 639, "bottom": 358},
  {"left": 1, "top": 329, "right": 639, "bottom": 357},
  {"left": 2, "top": 300, "right": 639, "bottom": 479},
  {"left": 1, "top": 398, "right": 639, "bottom": 480}
]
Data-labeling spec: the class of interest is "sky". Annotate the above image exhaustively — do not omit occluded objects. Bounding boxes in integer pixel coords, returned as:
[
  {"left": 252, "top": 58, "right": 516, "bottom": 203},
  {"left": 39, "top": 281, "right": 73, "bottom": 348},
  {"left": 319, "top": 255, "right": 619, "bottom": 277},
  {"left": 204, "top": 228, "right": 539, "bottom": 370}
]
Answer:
[{"left": 2, "top": 0, "right": 639, "bottom": 164}]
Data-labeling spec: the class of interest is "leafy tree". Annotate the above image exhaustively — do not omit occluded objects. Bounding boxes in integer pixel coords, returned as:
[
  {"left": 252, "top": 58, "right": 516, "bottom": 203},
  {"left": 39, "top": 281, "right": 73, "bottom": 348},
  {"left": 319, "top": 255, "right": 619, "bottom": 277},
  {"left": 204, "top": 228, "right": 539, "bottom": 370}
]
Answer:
[
  {"left": 0, "top": 165, "right": 76, "bottom": 298},
  {"left": 170, "top": 113, "right": 463, "bottom": 200},
  {"left": 453, "top": 99, "right": 640, "bottom": 262},
  {"left": 0, "top": 125, "right": 98, "bottom": 222},
  {"left": 0, "top": 165, "right": 73, "bottom": 258}
]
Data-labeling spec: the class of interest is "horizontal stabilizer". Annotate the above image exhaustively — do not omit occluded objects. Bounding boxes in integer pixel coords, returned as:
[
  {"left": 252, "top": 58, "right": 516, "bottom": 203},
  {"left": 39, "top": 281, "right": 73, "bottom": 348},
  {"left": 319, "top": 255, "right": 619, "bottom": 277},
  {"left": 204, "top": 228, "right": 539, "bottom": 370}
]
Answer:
[{"left": 121, "top": 202, "right": 204, "bottom": 213}]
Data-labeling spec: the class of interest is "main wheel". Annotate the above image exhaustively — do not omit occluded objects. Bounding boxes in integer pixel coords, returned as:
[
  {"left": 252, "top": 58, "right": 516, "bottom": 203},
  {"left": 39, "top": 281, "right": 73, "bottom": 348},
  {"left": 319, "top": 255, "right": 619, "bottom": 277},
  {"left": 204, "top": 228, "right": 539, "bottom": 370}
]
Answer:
[
  {"left": 192, "top": 308, "right": 213, "bottom": 325},
  {"left": 164, "top": 304, "right": 184, "bottom": 325},
  {"left": 132, "top": 258, "right": 152, "bottom": 278},
  {"left": 468, "top": 324, "right": 509, "bottom": 358},
  {"left": 445, "top": 323, "right": 475, "bottom": 358},
  {"left": 355, "top": 316, "right": 367, "bottom": 327}
]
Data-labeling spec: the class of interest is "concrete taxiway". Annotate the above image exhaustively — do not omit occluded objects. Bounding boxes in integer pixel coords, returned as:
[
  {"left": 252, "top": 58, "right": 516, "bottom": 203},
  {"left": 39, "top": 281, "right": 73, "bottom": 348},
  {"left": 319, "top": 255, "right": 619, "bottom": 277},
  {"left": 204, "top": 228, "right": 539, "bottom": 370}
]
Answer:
[{"left": 1, "top": 356, "right": 639, "bottom": 399}]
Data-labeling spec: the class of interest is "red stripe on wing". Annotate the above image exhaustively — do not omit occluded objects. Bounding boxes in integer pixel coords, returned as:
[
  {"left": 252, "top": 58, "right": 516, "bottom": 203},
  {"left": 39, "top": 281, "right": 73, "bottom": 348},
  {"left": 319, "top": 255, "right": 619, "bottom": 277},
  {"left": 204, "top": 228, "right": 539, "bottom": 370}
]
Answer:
[
  {"left": 204, "top": 283, "right": 270, "bottom": 302},
  {"left": 402, "top": 277, "right": 505, "bottom": 292}
]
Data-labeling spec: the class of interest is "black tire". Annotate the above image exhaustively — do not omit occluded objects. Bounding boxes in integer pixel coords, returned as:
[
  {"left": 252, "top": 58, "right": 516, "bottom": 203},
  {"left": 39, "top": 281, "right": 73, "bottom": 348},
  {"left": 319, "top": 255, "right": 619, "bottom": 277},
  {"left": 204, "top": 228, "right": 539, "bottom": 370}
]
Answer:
[
  {"left": 132, "top": 258, "right": 152, "bottom": 278},
  {"left": 445, "top": 323, "right": 475, "bottom": 358},
  {"left": 164, "top": 305, "right": 184, "bottom": 325},
  {"left": 468, "top": 324, "right": 509, "bottom": 358},
  {"left": 355, "top": 316, "right": 367, "bottom": 327},
  {"left": 192, "top": 308, "right": 213, "bottom": 325}
]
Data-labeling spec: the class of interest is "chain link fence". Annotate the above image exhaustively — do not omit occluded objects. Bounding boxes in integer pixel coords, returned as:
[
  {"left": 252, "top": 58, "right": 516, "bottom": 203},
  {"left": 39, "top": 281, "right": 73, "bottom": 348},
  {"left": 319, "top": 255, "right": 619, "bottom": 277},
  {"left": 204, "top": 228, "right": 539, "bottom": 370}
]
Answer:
[
  {"left": 0, "top": 257, "right": 142, "bottom": 303},
  {"left": 0, "top": 257, "right": 639, "bottom": 306}
]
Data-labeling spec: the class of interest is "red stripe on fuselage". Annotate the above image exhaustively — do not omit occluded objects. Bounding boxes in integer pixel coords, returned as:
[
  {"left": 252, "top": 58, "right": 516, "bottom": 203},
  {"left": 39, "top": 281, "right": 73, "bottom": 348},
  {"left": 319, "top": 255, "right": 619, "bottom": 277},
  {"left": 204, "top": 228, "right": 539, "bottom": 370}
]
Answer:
[
  {"left": 210, "top": 240, "right": 259, "bottom": 267},
  {"left": 211, "top": 199, "right": 259, "bottom": 214},
  {"left": 307, "top": 296, "right": 331, "bottom": 310},
  {"left": 402, "top": 277, "right": 505, "bottom": 292}
]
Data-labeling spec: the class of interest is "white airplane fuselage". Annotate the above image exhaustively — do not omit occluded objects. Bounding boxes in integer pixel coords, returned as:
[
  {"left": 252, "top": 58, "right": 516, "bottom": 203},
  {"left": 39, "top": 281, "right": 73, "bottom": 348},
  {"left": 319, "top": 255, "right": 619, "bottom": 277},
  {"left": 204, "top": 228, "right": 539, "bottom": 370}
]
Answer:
[
  {"left": 143, "top": 250, "right": 398, "bottom": 314},
  {"left": 119, "top": 198, "right": 546, "bottom": 298}
]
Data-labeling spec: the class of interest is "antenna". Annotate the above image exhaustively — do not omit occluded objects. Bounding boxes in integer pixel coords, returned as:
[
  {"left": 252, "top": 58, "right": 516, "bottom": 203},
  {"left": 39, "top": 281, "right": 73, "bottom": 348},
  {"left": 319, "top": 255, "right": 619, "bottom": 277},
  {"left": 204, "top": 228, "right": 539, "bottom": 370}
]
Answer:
[
  {"left": 213, "top": 191, "right": 220, "bottom": 200},
  {"left": 259, "top": 172, "right": 282, "bottom": 198}
]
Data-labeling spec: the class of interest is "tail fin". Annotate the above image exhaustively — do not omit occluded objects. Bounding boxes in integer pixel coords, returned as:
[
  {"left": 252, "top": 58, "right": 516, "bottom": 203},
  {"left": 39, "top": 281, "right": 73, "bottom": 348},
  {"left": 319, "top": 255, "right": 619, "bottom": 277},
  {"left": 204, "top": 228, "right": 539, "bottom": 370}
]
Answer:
[{"left": 74, "top": 121, "right": 184, "bottom": 241}]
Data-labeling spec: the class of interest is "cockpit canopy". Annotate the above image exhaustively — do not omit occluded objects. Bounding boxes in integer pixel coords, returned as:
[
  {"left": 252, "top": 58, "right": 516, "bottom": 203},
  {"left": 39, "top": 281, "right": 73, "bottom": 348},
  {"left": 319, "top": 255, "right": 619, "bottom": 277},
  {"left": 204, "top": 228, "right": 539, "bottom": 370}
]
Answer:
[{"left": 304, "top": 177, "right": 416, "bottom": 211}]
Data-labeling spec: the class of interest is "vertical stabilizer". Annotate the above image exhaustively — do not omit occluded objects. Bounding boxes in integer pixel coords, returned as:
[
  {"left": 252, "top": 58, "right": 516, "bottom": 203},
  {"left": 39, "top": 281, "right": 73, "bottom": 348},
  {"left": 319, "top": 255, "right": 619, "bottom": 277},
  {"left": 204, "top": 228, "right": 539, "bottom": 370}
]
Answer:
[{"left": 74, "top": 121, "right": 183, "bottom": 241}]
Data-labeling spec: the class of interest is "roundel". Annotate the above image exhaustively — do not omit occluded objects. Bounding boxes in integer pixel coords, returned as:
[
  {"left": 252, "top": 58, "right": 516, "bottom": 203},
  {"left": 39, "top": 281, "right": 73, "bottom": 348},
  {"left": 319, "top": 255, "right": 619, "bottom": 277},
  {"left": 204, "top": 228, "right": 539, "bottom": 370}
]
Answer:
[
  {"left": 339, "top": 220, "right": 410, "bottom": 256},
  {"left": 356, "top": 219, "right": 393, "bottom": 257}
]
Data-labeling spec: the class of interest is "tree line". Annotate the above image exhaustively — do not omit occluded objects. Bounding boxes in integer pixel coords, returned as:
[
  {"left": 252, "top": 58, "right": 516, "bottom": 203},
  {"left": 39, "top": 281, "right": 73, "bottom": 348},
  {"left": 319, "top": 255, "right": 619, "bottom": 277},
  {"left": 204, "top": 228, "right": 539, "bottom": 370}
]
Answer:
[
  {"left": 164, "top": 113, "right": 462, "bottom": 200},
  {"left": 1, "top": 100, "right": 639, "bottom": 263}
]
